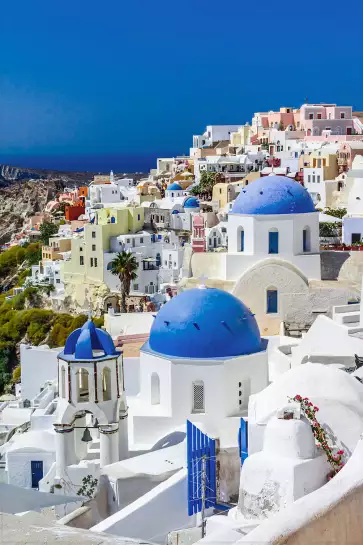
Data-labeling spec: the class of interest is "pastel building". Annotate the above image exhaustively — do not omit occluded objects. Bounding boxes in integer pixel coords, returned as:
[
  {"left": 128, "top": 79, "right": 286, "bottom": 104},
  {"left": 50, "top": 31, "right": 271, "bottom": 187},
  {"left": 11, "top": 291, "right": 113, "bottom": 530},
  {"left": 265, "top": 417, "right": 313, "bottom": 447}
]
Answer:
[
  {"left": 342, "top": 156, "right": 363, "bottom": 244},
  {"left": 338, "top": 142, "right": 363, "bottom": 172},
  {"left": 299, "top": 104, "right": 354, "bottom": 136}
]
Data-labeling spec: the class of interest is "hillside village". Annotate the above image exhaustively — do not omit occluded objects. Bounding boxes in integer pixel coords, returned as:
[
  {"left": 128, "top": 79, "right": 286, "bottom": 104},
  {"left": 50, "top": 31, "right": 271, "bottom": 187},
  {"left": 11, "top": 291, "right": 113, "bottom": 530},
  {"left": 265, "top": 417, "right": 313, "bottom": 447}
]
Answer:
[{"left": 2, "top": 103, "right": 363, "bottom": 544}]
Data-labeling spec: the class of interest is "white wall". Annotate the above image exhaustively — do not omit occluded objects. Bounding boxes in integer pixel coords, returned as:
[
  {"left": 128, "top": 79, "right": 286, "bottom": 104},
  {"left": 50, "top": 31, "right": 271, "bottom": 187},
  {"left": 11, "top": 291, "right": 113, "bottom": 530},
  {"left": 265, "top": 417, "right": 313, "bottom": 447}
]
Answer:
[
  {"left": 20, "top": 345, "right": 59, "bottom": 401},
  {"left": 342, "top": 217, "right": 363, "bottom": 244},
  {"left": 7, "top": 449, "right": 55, "bottom": 489}
]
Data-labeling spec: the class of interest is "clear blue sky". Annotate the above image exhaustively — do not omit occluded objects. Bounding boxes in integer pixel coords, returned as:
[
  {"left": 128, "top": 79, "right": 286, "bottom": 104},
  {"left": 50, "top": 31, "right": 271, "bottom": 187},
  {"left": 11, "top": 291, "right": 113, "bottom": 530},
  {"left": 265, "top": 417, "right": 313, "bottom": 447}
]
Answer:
[{"left": 1, "top": 0, "right": 362, "bottom": 172}]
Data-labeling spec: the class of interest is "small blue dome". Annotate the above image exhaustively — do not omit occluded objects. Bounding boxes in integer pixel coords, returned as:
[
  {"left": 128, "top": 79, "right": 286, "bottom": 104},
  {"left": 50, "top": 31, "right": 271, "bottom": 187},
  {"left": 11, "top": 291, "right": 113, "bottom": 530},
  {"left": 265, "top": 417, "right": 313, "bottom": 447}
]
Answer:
[
  {"left": 231, "top": 176, "right": 316, "bottom": 215},
  {"left": 59, "top": 319, "right": 119, "bottom": 362},
  {"left": 167, "top": 183, "right": 183, "bottom": 191},
  {"left": 146, "top": 288, "right": 262, "bottom": 359},
  {"left": 172, "top": 210, "right": 180, "bottom": 214},
  {"left": 184, "top": 197, "right": 200, "bottom": 208}
]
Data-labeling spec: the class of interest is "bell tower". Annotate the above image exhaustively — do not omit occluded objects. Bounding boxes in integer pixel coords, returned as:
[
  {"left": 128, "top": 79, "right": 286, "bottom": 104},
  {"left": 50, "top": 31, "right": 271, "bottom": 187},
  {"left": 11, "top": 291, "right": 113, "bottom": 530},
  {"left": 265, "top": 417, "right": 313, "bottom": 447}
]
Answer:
[{"left": 54, "top": 319, "right": 128, "bottom": 480}]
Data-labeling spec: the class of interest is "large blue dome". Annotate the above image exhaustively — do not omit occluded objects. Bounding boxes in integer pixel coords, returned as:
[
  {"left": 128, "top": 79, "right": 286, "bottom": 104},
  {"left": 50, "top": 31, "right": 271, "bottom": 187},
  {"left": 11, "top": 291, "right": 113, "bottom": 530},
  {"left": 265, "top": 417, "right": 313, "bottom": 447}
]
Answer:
[
  {"left": 59, "top": 319, "right": 119, "bottom": 362},
  {"left": 146, "top": 288, "right": 262, "bottom": 359},
  {"left": 231, "top": 176, "right": 316, "bottom": 215}
]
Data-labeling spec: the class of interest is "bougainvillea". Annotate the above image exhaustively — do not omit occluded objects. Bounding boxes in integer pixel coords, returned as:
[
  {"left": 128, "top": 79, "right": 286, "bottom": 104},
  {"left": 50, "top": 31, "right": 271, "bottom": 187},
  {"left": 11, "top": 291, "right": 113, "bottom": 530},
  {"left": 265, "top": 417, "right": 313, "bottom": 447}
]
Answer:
[{"left": 290, "top": 395, "right": 345, "bottom": 479}]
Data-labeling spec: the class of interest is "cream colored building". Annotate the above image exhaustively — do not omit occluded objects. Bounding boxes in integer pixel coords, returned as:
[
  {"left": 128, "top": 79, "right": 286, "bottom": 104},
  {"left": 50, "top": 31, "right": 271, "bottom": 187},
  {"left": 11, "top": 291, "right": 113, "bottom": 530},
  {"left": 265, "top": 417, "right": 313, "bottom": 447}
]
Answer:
[
  {"left": 230, "top": 124, "right": 251, "bottom": 147},
  {"left": 61, "top": 205, "right": 144, "bottom": 313}
]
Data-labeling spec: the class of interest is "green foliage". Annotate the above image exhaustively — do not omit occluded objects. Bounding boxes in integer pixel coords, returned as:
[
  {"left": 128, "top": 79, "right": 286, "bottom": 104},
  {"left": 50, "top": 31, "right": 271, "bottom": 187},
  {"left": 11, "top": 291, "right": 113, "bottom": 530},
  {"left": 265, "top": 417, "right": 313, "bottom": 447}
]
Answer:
[
  {"left": 77, "top": 475, "right": 98, "bottom": 499},
  {"left": 0, "top": 243, "right": 42, "bottom": 285},
  {"left": 319, "top": 222, "right": 340, "bottom": 237},
  {"left": 93, "top": 316, "right": 104, "bottom": 328},
  {"left": 12, "top": 366, "right": 21, "bottom": 384},
  {"left": 47, "top": 313, "right": 88, "bottom": 348},
  {"left": 324, "top": 207, "right": 347, "bottom": 219},
  {"left": 110, "top": 251, "right": 138, "bottom": 313},
  {"left": 39, "top": 221, "right": 58, "bottom": 245},
  {"left": 17, "top": 268, "right": 31, "bottom": 286}
]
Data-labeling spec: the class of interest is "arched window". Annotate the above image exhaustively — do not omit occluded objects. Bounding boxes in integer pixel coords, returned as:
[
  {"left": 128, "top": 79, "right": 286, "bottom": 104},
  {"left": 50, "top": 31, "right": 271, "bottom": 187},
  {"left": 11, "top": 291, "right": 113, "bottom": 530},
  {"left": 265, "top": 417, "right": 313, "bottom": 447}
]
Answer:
[
  {"left": 61, "top": 366, "right": 66, "bottom": 399},
  {"left": 151, "top": 372, "right": 160, "bottom": 405},
  {"left": 268, "top": 228, "right": 279, "bottom": 254},
  {"left": 192, "top": 380, "right": 205, "bottom": 413},
  {"left": 240, "top": 228, "right": 245, "bottom": 252},
  {"left": 102, "top": 367, "right": 112, "bottom": 401},
  {"left": 303, "top": 227, "right": 311, "bottom": 252},
  {"left": 238, "top": 378, "right": 251, "bottom": 411},
  {"left": 77, "top": 368, "right": 89, "bottom": 402},
  {"left": 267, "top": 288, "right": 278, "bottom": 314}
]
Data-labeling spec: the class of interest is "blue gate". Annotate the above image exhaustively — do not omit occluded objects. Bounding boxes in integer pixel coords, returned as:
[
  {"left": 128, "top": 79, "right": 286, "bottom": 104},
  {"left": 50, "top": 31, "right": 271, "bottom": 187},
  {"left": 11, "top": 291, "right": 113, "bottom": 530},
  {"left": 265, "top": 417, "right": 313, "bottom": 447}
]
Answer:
[
  {"left": 187, "top": 420, "right": 217, "bottom": 515},
  {"left": 31, "top": 460, "right": 43, "bottom": 489},
  {"left": 238, "top": 418, "right": 248, "bottom": 464}
]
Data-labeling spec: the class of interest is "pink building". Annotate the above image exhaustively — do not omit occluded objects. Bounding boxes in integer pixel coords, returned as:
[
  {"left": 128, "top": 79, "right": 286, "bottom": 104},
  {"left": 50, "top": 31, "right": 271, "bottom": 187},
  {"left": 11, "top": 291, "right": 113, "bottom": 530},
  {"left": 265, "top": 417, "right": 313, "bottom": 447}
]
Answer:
[
  {"left": 255, "top": 107, "right": 299, "bottom": 131},
  {"left": 191, "top": 215, "right": 206, "bottom": 253},
  {"left": 299, "top": 104, "right": 354, "bottom": 136},
  {"left": 337, "top": 141, "right": 363, "bottom": 172}
]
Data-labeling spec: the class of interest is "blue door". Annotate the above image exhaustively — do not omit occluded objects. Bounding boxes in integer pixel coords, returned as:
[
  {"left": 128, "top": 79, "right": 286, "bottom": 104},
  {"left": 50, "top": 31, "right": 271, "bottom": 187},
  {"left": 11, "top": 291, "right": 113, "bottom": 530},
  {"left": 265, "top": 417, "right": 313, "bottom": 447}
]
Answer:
[
  {"left": 267, "top": 289, "right": 278, "bottom": 313},
  {"left": 303, "top": 229, "right": 307, "bottom": 252},
  {"left": 269, "top": 231, "right": 279, "bottom": 254},
  {"left": 238, "top": 418, "right": 248, "bottom": 464},
  {"left": 240, "top": 230, "right": 245, "bottom": 252},
  {"left": 31, "top": 461, "right": 43, "bottom": 489}
]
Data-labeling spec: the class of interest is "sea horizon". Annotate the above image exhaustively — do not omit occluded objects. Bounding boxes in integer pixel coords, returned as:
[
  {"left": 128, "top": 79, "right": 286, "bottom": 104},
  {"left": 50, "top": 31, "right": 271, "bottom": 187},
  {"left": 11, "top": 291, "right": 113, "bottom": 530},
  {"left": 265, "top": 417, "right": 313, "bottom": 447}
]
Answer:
[{"left": 0, "top": 151, "right": 186, "bottom": 174}]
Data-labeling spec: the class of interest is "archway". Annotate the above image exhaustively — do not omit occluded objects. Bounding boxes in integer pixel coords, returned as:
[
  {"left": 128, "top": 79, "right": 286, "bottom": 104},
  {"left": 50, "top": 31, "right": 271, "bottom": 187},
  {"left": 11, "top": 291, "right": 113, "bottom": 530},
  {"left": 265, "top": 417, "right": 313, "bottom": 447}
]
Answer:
[
  {"left": 102, "top": 367, "right": 112, "bottom": 401},
  {"left": 77, "top": 369, "right": 89, "bottom": 402}
]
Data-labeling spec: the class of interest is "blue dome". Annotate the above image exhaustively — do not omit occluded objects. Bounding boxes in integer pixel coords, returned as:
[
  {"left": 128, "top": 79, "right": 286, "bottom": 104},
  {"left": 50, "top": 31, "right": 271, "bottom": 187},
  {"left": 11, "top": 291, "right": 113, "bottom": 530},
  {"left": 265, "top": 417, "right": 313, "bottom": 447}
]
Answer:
[
  {"left": 184, "top": 197, "right": 200, "bottom": 208},
  {"left": 146, "top": 288, "right": 262, "bottom": 359},
  {"left": 59, "top": 319, "right": 119, "bottom": 362},
  {"left": 167, "top": 183, "right": 183, "bottom": 191},
  {"left": 231, "top": 176, "right": 316, "bottom": 215}
]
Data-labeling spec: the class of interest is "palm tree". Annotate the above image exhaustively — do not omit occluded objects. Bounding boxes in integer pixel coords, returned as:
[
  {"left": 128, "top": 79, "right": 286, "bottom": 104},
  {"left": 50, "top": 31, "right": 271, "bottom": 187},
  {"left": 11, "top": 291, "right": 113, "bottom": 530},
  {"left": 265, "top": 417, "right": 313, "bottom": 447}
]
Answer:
[{"left": 109, "top": 251, "right": 138, "bottom": 313}]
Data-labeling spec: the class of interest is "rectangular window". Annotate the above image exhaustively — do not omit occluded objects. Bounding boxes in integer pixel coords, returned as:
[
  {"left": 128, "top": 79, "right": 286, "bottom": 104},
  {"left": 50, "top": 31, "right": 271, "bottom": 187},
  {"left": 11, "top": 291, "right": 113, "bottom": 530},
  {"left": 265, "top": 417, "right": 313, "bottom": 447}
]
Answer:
[
  {"left": 92, "top": 231, "right": 96, "bottom": 238},
  {"left": 80, "top": 247, "right": 83, "bottom": 251},
  {"left": 317, "top": 176, "right": 320, "bottom": 183},
  {"left": 192, "top": 381, "right": 205, "bottom": 413},
  {"left": 308, "top": 175, "right": 311, "bottom": 183},
  {"left": 341, "top": 112, "right": 345, "bottom": 119},
  {"left": 133, "top": 283, "right": 139, "bottom": 291},
  {"left": 92, "top": 244, "right": 96, "bottom": 251},
  {"left": 127, "top": 239, "right": 130, "bottom": 243},
  {"left": 269, "top": 231, "right": 279, "bottom": 254},
  {"left": 317, "top": 113, "right": 322, "bottom": 119},
  {"left": 94, "top": 258, "right": 98, "bottom": 267},
  {"left": 80, "top": 256, "right": 84, "bottom": 265},
  {"left": 90, "top": 258, "right": 93, "bottom": 267},
  {"left": 309, "top": 113, "right": 314, "bottom": 120},
  {"left": 56, "top": 279, "right": 60, "bottom": 284},
  {"left": 137, "top": 214, "right": 140, "bottom": 221},
  {"left": 267, "top": 289, "right": 278, "bottom": 313},
  {"left": 140, "top": 237, "right": 143, "bottom": 243}
]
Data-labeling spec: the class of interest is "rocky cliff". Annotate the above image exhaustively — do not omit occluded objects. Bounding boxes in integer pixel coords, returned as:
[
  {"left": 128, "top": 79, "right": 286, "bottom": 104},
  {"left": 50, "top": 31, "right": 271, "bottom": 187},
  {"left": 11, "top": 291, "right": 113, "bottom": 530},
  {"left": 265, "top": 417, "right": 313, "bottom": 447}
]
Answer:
[{"left": 0, "top": 179, "right": 64, "bottom": 244}]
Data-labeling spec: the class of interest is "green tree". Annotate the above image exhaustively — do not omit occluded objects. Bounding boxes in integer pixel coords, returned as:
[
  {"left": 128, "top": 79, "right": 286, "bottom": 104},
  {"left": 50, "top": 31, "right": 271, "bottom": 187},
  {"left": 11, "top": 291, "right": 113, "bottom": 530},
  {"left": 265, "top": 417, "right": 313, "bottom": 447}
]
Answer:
[
  {"left": 324, "top": 207, "right": 347, "bottom": 219},
  {"left": 109, "top": 251, "right": 138, "bottom": 313},
  {"left": 39, "top": 221, "right": 58, "bottom": 245}
]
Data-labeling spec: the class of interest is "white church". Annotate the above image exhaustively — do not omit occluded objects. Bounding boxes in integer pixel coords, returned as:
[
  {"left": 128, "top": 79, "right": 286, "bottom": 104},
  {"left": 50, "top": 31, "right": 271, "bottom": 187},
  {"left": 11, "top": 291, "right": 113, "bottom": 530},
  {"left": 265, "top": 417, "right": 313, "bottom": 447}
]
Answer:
[{"left": 188, "top": 175, "right": 357, "bottom": 334}]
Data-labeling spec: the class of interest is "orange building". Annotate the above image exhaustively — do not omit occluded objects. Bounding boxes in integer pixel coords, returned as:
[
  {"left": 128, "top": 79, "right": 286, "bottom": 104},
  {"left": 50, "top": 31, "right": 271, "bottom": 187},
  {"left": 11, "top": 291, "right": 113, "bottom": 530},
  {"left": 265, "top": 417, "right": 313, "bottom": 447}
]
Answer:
[{"left": 65, "top": 202, "right": 85, "bottom": 221}]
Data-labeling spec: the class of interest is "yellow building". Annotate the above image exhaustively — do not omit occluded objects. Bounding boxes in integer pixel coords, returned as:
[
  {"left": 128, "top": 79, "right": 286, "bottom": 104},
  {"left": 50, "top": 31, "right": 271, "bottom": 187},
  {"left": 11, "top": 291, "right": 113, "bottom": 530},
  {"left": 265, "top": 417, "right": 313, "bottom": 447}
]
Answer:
[
  {"left": 230, "top": 125, "right": 250, "bottom": 147},
  {"left": 299, "top": 151, "right": 338, "bottom": 180},
  {"left": 212, "top": 183, "right": 236, "bottom": 209},
  {"left": 42, "top": 236, "right": 72, "bottom": 262},
  {"left": 62, "top": 205, "right": 144, "bottom": 298}
]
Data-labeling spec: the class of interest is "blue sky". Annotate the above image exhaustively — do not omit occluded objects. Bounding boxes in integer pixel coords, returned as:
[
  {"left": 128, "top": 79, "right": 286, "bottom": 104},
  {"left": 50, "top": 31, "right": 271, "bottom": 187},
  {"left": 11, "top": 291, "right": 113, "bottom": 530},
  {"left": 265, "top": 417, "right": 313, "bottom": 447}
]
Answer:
[{"left": 1, "top": 0, "right": 362, "bottom": 172}]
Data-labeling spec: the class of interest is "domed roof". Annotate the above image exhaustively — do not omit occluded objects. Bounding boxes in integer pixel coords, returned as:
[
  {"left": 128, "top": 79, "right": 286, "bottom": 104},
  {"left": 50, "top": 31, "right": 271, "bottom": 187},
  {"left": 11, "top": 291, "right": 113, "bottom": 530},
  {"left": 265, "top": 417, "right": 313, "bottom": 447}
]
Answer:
[
  {"left": 59, "top": 319, "right": 119, "bottom": 362},
  {"left": 146, "top": 288, "right": 262, "bottom": 359},
  {"left": 167, "top": 182, "right": 183, "bottom": 191},
  {"left": 184, "top": 197, "right": 200, "bottom": 208},
  {"left": 231, "top": 176, "right": 316, "bottom": 215}
]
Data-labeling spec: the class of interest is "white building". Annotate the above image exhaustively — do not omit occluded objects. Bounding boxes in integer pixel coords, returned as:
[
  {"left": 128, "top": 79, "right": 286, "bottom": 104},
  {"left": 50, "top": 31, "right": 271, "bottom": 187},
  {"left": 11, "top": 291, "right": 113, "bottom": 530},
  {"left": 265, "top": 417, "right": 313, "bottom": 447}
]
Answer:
[
  {"left": 192, "top": 125, "right": 242, "bottom": 151},
  {"left": 342, "top": 155, "right": 363, "bottom": 244},
  {"left": 129, "top": 287, "right": 269, "bottom": 447},
  {"left": 29, "top": 260, "right": 64, "bottom": 292}
]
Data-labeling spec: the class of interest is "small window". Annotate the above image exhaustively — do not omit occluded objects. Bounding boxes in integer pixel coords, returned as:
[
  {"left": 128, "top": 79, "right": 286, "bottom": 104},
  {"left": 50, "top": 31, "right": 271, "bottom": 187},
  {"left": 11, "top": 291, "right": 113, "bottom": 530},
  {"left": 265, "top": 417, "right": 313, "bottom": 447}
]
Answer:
[
  {"left": 151, "top": 372, "right": 160, "bottom": 405},
  {"left": 140, "top": 237, "right": 143, "bottom": 243},
  {"left": 133, "top": 283, "right": 139, "bottom": 290},
  {"left": 192, "top": 381, "right": 205, "bottom": 413},
  {"left": 80, "top": 247, "right": 83, "bottom": 251},
  {"left": 267, "top": 289, "right": 278, "bottom": 314},
  {"left": 308, "top": 175, "right": 311, "bottom": 183},
  {"left": 56, "top": 279, "right": 60, "bottom": 284},
  {"left": 94, "top": 258, "right": 98, "bottom": 267},
  {"left": 309, "top": 113, "right": 314, "bottom": 120},
  {"left": 268, "top": 230, "right": 279, "bottom": 254},
  {"left": 317, "top": 176, "right": 320, "bottom": 183},
  {"left": 138, "top": 214, "right": 140, "bottom": 220},
  {"left": 92, "top": 231, "right": 96, "bottom": 238},
  {"left": 340, "top": 112, "right": 345, "bottom": 119},
  {"left": 317, "top": 113, "right": 322, "bottom": 119},
  {"left": 240, "top": 229, "right": 245, "bottom": 252},
  {"left": 92, "top": 244, "right": 96, "bottom": 251},
  {"left": 90, "top": 258, "right": 94, "bottom": 267},
  {"left": 80, "top": 256, "right": 84, "bottom": 265}
]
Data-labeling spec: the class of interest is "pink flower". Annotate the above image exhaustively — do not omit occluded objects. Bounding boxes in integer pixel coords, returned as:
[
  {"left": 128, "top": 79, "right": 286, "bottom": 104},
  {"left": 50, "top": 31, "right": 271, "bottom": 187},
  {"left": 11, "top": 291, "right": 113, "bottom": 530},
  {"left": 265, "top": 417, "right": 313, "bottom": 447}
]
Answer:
[
  {"left": 295, "top": 395, "right": 302, "bottom": 401},
  {"left": 314, "top": 406, "right": 319, "bottom": 411},
  {"left": 337, "top": 450, "right": 344, "bottom": 455}
]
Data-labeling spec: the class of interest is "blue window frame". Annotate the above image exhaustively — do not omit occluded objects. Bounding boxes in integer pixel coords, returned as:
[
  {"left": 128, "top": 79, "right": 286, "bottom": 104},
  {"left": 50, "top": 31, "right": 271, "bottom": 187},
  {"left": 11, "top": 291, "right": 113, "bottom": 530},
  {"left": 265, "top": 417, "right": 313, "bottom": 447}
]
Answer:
[
  {"left": 240, "top": 230, "right": 245, "bottom": 252},
  {"left": 267, "top": 289, "right": 278, "bottom": 314},
  {"left": 269, "top": 231, "right": 279, "bottom": 254}
]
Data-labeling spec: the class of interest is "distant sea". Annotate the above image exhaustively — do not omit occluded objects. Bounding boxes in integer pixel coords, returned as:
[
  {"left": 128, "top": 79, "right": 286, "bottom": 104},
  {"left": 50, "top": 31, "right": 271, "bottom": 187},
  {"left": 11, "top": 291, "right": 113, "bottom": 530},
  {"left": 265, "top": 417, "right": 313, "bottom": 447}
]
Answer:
[{"left": 0, "top": 152, "right": 183, "bottom": 173}]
